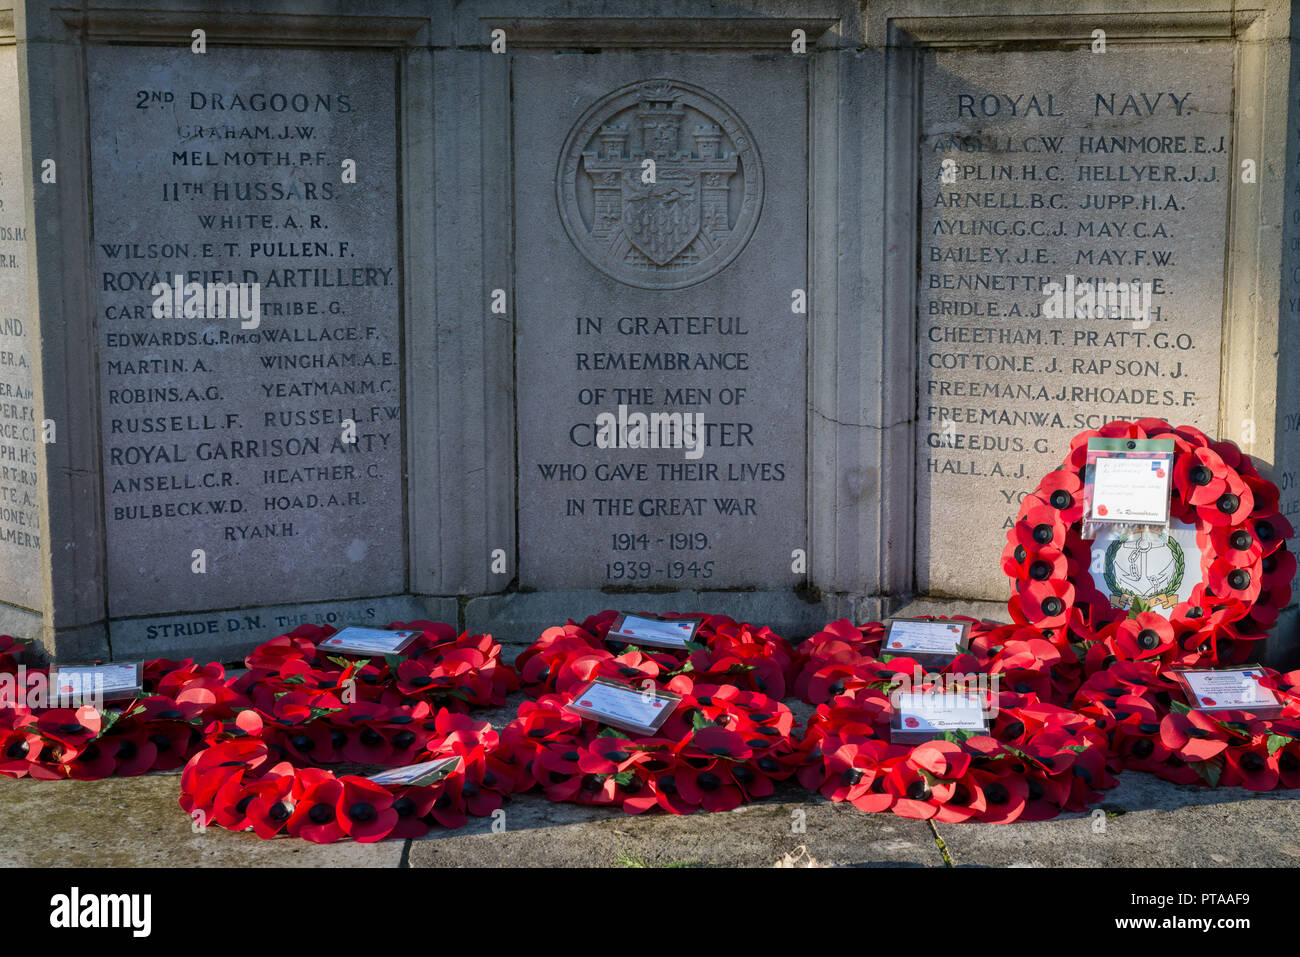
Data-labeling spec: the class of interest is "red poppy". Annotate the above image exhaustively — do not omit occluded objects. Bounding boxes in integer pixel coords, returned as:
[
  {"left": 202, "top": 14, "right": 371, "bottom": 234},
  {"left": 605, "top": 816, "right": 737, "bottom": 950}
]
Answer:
[
  {"left": 336, "top": 776, "right": 399, "bottom": 842},
  {"left": 287, "top": 771, "right": 347, "bottom": 843}
]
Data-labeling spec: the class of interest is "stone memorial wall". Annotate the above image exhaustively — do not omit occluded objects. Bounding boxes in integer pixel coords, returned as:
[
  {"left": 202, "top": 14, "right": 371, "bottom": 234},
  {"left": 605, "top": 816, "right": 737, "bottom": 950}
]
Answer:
[
  {"left": 0, "top": 39, "right": 40, "bottom": 625},
  {"left": 514, "top": 57, "right": 808, "bottom": 592},
  {"left": 88, "top": 45, "right": 404, "bottom": 619},
  {"left": 917, "top": 44, "right": 1233, "bottom": 600}
]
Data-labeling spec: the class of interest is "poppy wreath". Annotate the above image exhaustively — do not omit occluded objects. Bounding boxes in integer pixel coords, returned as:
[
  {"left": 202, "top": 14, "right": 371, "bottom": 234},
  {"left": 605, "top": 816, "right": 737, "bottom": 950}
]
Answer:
[
  {"left": 1072, "top": 660, "right": 1300, "bottom": 791},
  {"left": 231, "top": 620, "right": 518, "bottom": 720},
  {"left": 795, "top": 681, "right": 1117, "bottom": 823},
  {"left": 174, "top": 620, "right": 519, "bottom": 842},
  {"left": 792, "top": 617, "right": 1084, "bottom": 708},
  {"left": 1003, "top": 418, "right": 1295, "bottom": 670},
  {"left": 499, "top": 677, "right": 800, "bottom": 814},
  {"left": 179, "top": 709, "right": 509, "bottom": 842},
  {"left": 791, "top": 619, "right": 1116, "bottom": 821},
  {"left": 515, "top": 610, "right": 798, "bottom": 700},
  {"left": 0, "top": 652, "right": 243, "bottom": 780}
]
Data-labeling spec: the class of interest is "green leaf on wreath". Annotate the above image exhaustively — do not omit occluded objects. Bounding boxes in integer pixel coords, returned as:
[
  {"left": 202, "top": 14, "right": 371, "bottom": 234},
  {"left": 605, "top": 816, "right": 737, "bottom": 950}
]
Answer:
[
  {"left": 938, "top": 729, "right": 978, "bottom": 744},
  {"left": 1267, "top": 734, "right": 1293, "bottom": 756},
  {"left": 1168, "top": 700, "right": 1191, "bottom": 715},
  {"left": 683, "top": 641, "right": 707, "bottom": 652},
  {"left": 1194, "top": 755, "right": 1224, "bottom": 788},
  {"left": 690, "top": 710, "right": 712, "bottom": 731},
  {"left": 95, "top": 709, "right": 124, "bottom": 738},
  {"left": 327, "top": 655, "right": 364, "bottom": 669},
  {"left": 383, "top": 654, "right": 403, "bottom": 673},
  {"left": 597, "top": 727, "right": 624, "bottom": 739},
  {"left": 612, "top": 770, "right": 637, "bottom": 787}
]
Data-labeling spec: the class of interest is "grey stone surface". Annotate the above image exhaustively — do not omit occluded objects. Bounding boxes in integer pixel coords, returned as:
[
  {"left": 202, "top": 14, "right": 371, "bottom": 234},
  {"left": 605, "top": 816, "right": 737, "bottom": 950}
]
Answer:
[
  {"left": 915, "top": 43, "right": 1233, "bottom": 601},
  {"left": 936, "top": 773, "right": 1300, "bottom": 868},
  {"left": 513, "top": 55, "right": 809, "bottom": 592},
  {"left": 408, "top": 784, "right": 942, "bottom": 868},
  {"left": 108, "top": 593, "right": 458, "bottom": 664},
  {"left": 0, "top": 770, "right": 403, "bottom": 867},
  {"left": 87, "top": 45, "right": 404, "bottom": 619},
  {"left": 0, "top": 42, "right": 40, "bottom": 616}
]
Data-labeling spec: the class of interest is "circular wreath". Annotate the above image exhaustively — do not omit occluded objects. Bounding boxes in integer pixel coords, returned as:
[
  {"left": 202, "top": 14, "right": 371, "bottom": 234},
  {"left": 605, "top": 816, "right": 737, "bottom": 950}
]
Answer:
[
  {"left": 499, "top": 678, "right": 800, "bottom": 814},
  {"left": 1003, "top": 419, "right": 1295, "bottom": 670},
  {"left": 792, "top": 618, "right": 1116, "bottom": 822},
  {"left": 515, "top": 610, "right": 797, "bottom": 700},
  {"left": 1072, "top": 660, "right": 1300, "bottom": 791},
  {"left": 0, "top": 650, "right": 240, "bottom": 780},
  {"left": 178, "top": 621, "right": 519, "bottom": 842}
]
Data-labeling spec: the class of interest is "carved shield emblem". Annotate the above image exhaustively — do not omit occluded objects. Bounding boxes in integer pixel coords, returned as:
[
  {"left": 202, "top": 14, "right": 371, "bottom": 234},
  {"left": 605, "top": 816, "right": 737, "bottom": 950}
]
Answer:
[
  {"left": 556, "top": 78, "right": 763, "bottom": 290},
  {"left": 621, "top": 169, "right": 700, "bottom": 266}
]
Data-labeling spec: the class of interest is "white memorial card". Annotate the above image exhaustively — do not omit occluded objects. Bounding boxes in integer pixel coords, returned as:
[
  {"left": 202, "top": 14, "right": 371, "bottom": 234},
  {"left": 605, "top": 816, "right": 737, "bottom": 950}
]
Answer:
[
  {"left": 1089, "top": 455, "right": 1171, "bottom": 524},
  {"left": 51, "top": 663, "right": 144, "bottom": 703},
  {"left": 564, "top": 677, "right": 680, "bottom": 735},
  {"left": 890, "top": 691, "right": 988, "bottom": 742},
  {"left": 606, "top": 613, "right": 702, "bottom": 650},
  {"left": 1175, "top": 668, "right": 1283, "bottom": 714},
  {"left": 318, "top": 626, "right": 421, "bottom": 656},
  {"left": 884, "top": 619, "right": 970, "bottom": 660},
  {"left": 366, "top": 756, "right": 461, "bottom": 788}
]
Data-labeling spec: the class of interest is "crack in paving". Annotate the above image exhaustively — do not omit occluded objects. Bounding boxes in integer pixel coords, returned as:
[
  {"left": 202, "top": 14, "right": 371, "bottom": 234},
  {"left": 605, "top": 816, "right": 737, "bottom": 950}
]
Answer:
[{"left": 929, "top": 821, "right": 954, "bottom": 867}]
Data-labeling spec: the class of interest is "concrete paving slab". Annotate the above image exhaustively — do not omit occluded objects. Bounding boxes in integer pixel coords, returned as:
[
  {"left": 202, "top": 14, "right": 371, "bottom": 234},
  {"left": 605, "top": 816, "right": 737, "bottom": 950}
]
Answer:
[
  {"left": 407, "top": 781, "right": 944, "bottom": 868},
  {"left": 934, "top": 772, "right": 1300, "bottom": 868},
  {"left": 0, "top": 771, "right": 405, "bottom": 868}
]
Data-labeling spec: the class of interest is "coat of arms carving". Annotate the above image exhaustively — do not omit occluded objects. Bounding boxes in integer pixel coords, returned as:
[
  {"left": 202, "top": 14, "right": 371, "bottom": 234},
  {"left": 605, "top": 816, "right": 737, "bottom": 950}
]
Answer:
[{"left": 556, "top": 79, "right": 763, "bottom": 290}]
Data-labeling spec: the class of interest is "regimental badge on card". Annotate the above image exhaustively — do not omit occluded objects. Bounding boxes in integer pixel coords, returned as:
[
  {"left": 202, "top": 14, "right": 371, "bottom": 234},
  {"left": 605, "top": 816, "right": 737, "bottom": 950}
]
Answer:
[
  {"left": 1172, "top": 667, "right": 1284, "bottom": 715},
  {"left": 564, "top": 677, "right": 681, "bottom": 735},
  {"left": 889, "top": 691, "right": 989, "bottom": 743},
  {"left": 606, "top": 612, "right": 703, "bottom": 650},
  {"left": 366, "top": 756, "right": 462, "bottom": 788},
  {"left": 50, "top": 662, "right": 144, "bottom": 704},
  {"left": 318, "top": 626, "right": 421, "bottom": 656},
  {"left": 883, "top": 618, "right": 971, "bottom": 663}
]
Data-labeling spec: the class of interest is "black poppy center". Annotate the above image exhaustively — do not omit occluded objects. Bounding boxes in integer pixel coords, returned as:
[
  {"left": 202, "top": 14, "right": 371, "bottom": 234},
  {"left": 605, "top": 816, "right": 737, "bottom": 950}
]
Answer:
[
  {"left": 408, "top": 676, "right": 434, "bottom": 689},
  {"left": 840, "top": 767, "right": 863, "bottom": 787},
  {"left": 985, "top": 782, "right": 1010, "bottom": 805},
  {"left": 1028, "top": 560, "right": 1051, "bottom": 581},
  {"left": 359, "top": 728, "right": 384, "bottom": 747},
  {"left": 291, "top": 734, "right": 314, "bottom": 753},
  {"left": 269, "top": 801, "right": 293, "bottom": 822},
  {"left": 1040, "top": 596, "right": 1063, "bottom": 616},
  {"left": 1189, "top": 464, "right": 1213, "bottom": 486},
  {"left": 1049, "top": 489, "right": 1072, "bottom": 509},
  {"left": 157, "top": 709, "right": 183, "bottom": 721},
  {"left": 1217, "top": 493, "right": 1240, "bottom": 515},
  {"left": 5, "top": 740, "right": 28, "bottom": 759},
  {"left": 348, "top": 802, "right": 377, "bottom": 822},
  {"left": 393, "top": 797, "right": 416, "bottom": 817},
  {"left": 392, "top": 731, "right": 416, "bottom": 750},
  {"left": 906, "top": 779, "right": 931, "bottom": 801},
  {"left": 1137, "top": 629, "right": 1160, "bottom": 650},
  {"left": 1031, "top": 524, "right": 1053, "bottom": 545},
  {"left": 1131, "top": 738, "right": 1155, "bottom": 759},
  {"left": 57, "top": 723, "right": 88, "bottom": 736},
  {"left": 1014, "top": 545, "right": 1027, "bottom": 563},
  {"left": 697, "top": 771, "right": 721, "bottom": 792},
  {"left": 1240, "top": 752, "right": 1265, "bottom": 773},
  {"left": 1230, "top": 531, "right": 1253, "bottom": 551},
  {"left": 1227, "top": 569, "right": 1251, "bottom": 591}
]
